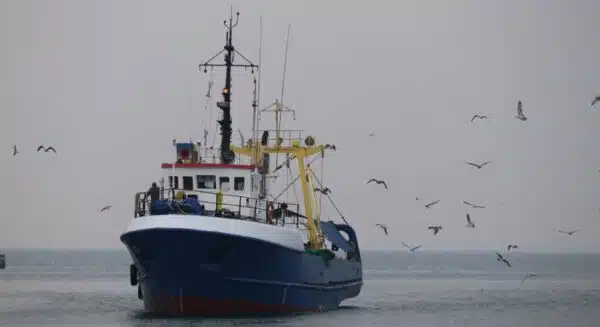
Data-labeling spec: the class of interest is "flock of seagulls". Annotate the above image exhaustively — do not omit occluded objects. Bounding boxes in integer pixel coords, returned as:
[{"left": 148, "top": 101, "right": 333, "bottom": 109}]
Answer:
[
  {"left": 11, "top": 144, "right": 115, "bottom": 213},
  {"left": 363, "top": 97, "right": 600, "bottom": 284},
  {"left": 12, "top": 144, "right": 57, "bottom": 156}
]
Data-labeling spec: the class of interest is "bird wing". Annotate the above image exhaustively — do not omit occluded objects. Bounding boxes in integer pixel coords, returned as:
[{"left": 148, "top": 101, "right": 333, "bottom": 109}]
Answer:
[
  {"left": 401, "top": 242, "right": 410, "bottom": 248},
  {"left": 465, "top": 161, "right": 477, "bottom": 167},
  {"left": 366, "top": 178, "right": 376, "bottom": 184},
  {"left": 412, "top": 245, "right": 422, "bottom": 251},
  {"left": 382, "top": 181, "right": 388, "bottom": 190},
  {"left": 463, "top": 201, "right": 474, "bottom": 206},
  {"left": 591, "top": 97, "right": 599, "bottom": 106},
  {"left": 496, "top": 252, "right": 503, "bottom": 259},
  {"left": 37, "top": 145, "right": 44, "bottom": 151},
  {"left": 46, "top": 147, "right": 56, "bottom": 153},
  {"left": 480, "top": 161, "right": 490, "bottom": 167},
  {"left": 471, "top": 115, "right": 478, "bottom": 122},
  {"left": 517, "top": 101, "right": 523, "bottom": 115},
  {"left": 466, "top": 213, "right": 472, "bottom": 224},
  {"left": 558, "top": 230, "right": 567, "bottom": 234},
  {"left": 426, "top": 200, "right": 439, "bottom": 207},
  {"left": 504, "top": 259, "right": 512, "bottom": 267}
]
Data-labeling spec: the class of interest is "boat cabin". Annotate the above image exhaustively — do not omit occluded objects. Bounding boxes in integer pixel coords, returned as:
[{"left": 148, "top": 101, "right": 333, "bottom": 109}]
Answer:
[{"left": 134, "top": 142, "right": 298, "bottom": 225}]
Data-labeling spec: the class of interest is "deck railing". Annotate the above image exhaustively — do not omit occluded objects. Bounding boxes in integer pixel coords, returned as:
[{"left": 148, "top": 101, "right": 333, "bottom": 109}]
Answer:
[{"left": 134, "top": 188, "right": 303, "bottom": 228}]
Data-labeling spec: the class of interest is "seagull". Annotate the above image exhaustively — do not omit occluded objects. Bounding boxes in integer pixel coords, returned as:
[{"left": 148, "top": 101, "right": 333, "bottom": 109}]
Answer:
[
  {"left": 515, "top": 100, "right": 527, "bottom": 121},
  {"left": 465, "top": 213, "right": 475, "bottom": 228},
  {"left": 366, "top": 178, "right": 388, "bottom": 190},
  {"left": 558, "top": 229, "right": 580, "bottom": 236},
  {"left": 428, "top": 225, "right": 443, "bottom": 236},
  {"left": 99, "top": 205, "right": 112, "bottom": 212},
  {"left": 507, "top": 244, "right": 519, "bottom": 251},
  {"left": 591, "top": 95, "right": 600, "bottom": 107},
  {"left": 463, "top": 200, "right": 486, "bottom": 209},
  {"left": 425, "top": 200, "right": 440, "bottom": 209},
  {"left": 521, "top": 273, "right": 537, "bottom": 284},
  {"left": 471, "top": 114, "right": 488, "bottom": 122},
  {"left": 314, "top": 187, "right": 332, "bottom": 195},
  {"left": 324, "top": 144, "right": 336, "bottom": 151},
  {"left": 37, "top": 145, "right": 56, "bottom": 154},
  {"left": 401, "top": 242, "right": 422, "bottom": 252},
  {"left": 206, "top": 80, "right": 213, "bottom": 98},
  {"left": 375, "top": 224, "right": 388, "bottom": 235},
  {"left": 12, "top": 145, "right": 18, "bottom": 156},
  {"left": 465, "top": 161, "right": 490, "bottom": 169},
  {"left": 496, "top": 252, "right": 512, "bottom": 267}
]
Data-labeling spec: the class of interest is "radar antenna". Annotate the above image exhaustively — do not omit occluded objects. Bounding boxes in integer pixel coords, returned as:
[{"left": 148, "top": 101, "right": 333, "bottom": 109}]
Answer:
[{"left": 199, "top": 10, "right": 258, "bottom": 164}]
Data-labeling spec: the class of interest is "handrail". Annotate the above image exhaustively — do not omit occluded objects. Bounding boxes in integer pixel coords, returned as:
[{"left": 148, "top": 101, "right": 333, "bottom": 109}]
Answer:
[{"left": 134, "top": 188, "right": 303, "bottom": 229}]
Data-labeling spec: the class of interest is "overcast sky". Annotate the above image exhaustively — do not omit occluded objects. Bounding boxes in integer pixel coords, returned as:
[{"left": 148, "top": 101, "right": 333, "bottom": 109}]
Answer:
[{"left": 2, "top": 0, "right": 600, "bottom": 252}]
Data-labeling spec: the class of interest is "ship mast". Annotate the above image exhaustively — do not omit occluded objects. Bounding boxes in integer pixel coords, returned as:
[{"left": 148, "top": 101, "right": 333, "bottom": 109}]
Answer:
[{"left": 199, "top": 10, "right": 258, "bottom": 164}]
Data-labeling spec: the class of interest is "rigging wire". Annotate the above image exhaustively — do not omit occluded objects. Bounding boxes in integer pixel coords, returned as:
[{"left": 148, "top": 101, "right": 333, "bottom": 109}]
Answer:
[
  {"left": 275, "top": 24, "right": 291, "bottom": 171},
  {"left": 272, "top": 155, "right": 319, "bottom": 202},
  {"left": 310, "top": 168, "right": 350, "bottom": 226}
]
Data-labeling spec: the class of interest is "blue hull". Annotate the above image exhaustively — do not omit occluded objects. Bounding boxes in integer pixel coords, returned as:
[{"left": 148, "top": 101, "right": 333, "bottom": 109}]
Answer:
[{"left": 120, "top": 226, "right": 363, "bottom": 315}]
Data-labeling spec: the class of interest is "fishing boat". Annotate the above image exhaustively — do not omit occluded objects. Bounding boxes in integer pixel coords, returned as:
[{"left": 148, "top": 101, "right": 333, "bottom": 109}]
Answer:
[{"left": 120, "top": 11, "right": 362, "bottom": 316}]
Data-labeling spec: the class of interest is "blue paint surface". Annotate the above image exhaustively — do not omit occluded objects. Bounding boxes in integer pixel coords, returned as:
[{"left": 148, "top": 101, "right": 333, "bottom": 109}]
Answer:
[{"left": 120, "top": 223, "right": 363, "bottom": 314}]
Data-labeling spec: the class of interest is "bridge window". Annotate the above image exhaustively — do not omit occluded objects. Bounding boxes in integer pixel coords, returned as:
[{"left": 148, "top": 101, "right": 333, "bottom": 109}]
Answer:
[
  {"left": 197, "top": 175, "right": 216, "bottom": 189},
  {"left": 219, "top": 177, "right": 230, "bottom": 190},
  {"left": 234, "top": 177, "right": 245, "bottom": 191},
  {"left": 169, "top": 176, "right": 179, "bottom": 189},
  {"left": 182, "top": 176, "right": 194, "bottom": 190}
]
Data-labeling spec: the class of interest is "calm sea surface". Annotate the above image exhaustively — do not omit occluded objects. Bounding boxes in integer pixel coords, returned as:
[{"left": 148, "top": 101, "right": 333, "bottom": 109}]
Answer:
[{"left": 1, "top": 249, "right": 599, "bottom": 326}]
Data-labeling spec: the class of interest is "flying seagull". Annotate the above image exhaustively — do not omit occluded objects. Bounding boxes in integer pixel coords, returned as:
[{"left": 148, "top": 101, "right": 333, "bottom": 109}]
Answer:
[
  {"left": 591, "top": 95, "right": 600, "bottom": 107},
  {"left": 37, "top": 145, "right": 56, "bottom": 154},
  {"left": 496, "top": 252, "right": 512, "bottom": 267},
  {"left": 463, "top": 200, "right": 486, "bottom": 209},
  {"left": 314, "top": 187, "right": 332, "bottom": 195},
  {"left": 558, "top": 229, "right": 580, "bottom": 236},
  {"left": 425, "top": 200, "right": 440, "bottom": 209},
  {"left": 465, "top": 213, "right": 475, "bottom": 228},
  {"left": 206, "top": 80, "right": 213, "bottom": 98},
  {"left": 401, "top": 242, "right": 422, "bottom": 252},
  {"left": 471, "top": 114, "right": 488, "bottom": 122},
  {"left": 367, "top": 178, "right": 388, "bottom": 190},
  {"left": 12, "top": 145, "right": 18, "bottom": 156},
  {"left": 99, "top": 205, "right": 112, "bottom": 212},
  {"left": 521, "top": 273, "right": 538, "bottom": 284},
  {"left": 507, "top": 244, "right": 519, "bottom": 251},
  {"left": 324, "top": 144, "right": 337, "bottom": 151},
  {"left": 465, "top": 161, "right": 490, "bottom": 169},
  {"left": 375, "top": 224, "right": 388, "bottom": 236},
  {"left": 515, "top": 100, "right": 527, "bottom": 121},
  {"left": 428, "top": 225, "right": 443, "bottom": 236}
]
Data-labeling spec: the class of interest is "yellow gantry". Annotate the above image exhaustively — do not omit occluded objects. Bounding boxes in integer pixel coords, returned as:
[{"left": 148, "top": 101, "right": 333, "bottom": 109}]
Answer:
[{"left": 231, "top": 143, "right": 325, "bottom": 250}]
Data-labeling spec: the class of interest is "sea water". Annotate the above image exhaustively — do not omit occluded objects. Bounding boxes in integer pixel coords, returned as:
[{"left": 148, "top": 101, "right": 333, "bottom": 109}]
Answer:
[{"left": 0, "top": 249, "right": 599, "bottom": 327}]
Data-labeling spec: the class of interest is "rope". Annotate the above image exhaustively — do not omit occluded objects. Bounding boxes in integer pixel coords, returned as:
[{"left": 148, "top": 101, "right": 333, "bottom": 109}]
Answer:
[
  {"left": 310, "top": 169, "right": 350, "bottom": 226},
  {"left": 319, "top": 152, "right": 324, "bottom": 214}
]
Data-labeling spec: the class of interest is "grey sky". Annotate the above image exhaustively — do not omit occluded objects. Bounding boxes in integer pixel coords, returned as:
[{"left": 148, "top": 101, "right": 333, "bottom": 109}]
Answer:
[{"left": 2, "top": 0, "right": 600, "bottom": 252}]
